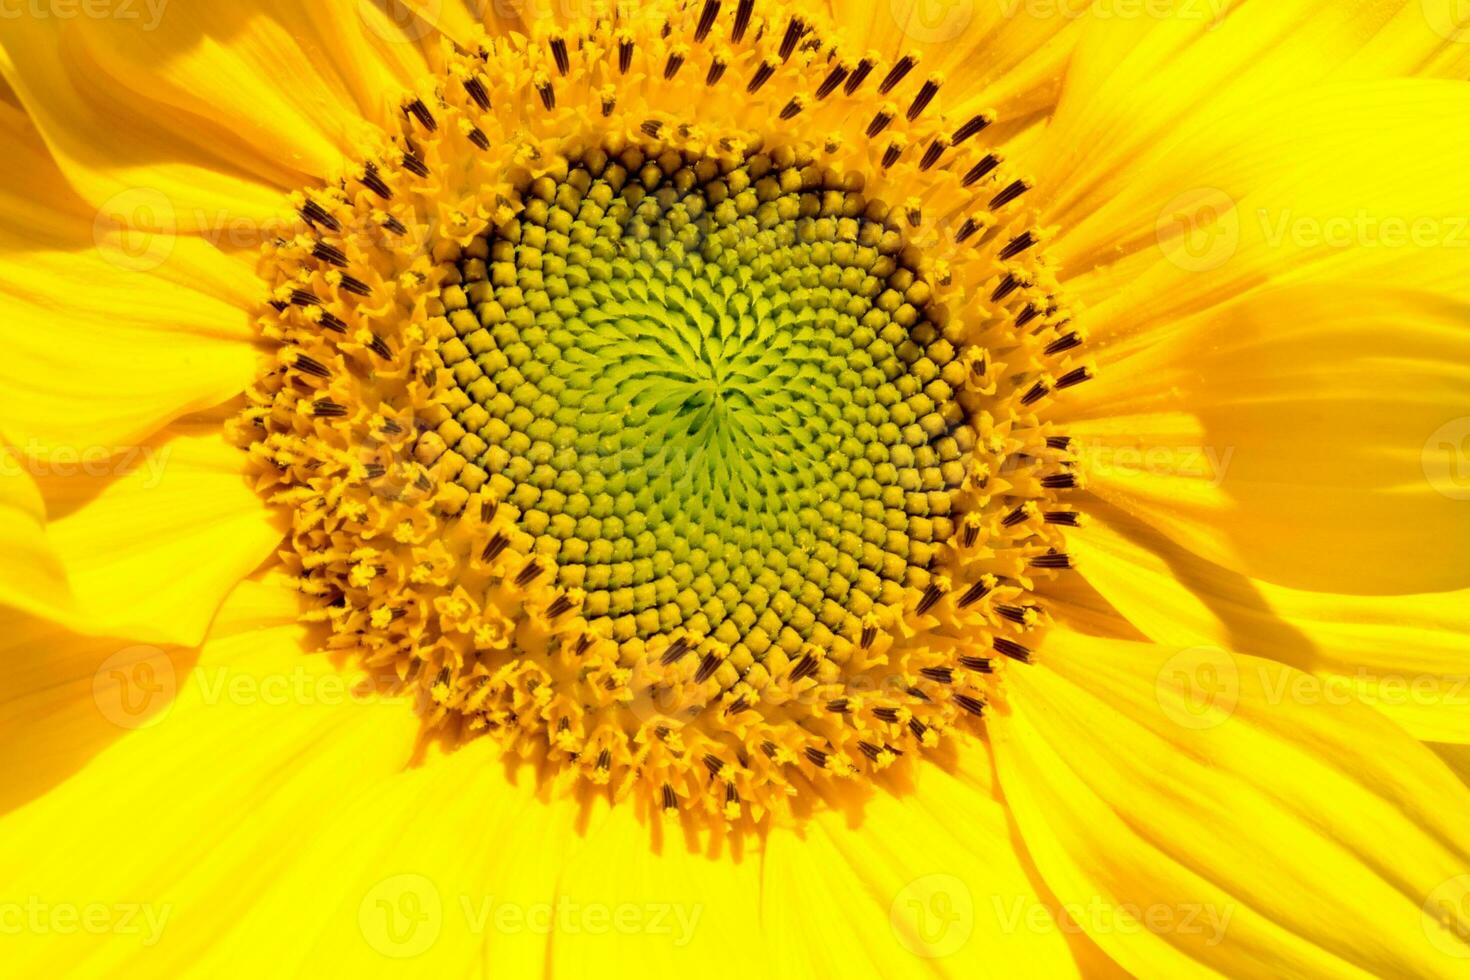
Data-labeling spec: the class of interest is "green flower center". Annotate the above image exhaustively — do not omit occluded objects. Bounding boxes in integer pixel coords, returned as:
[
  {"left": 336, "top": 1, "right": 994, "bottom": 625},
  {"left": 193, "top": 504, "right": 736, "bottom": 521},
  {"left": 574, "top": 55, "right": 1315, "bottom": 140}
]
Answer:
[{"left": 436, "top": 146, "right": 977, "bottom": 656}]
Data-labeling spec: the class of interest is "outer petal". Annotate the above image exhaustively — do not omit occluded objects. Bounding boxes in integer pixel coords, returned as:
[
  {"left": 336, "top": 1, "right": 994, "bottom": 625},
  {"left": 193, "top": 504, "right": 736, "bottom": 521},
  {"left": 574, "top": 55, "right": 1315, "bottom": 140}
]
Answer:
[
  {"left": 0, "top": 464, "right": 70, "bottom": 623},
  {"left": 39, "top": 422, "right": 283, "bottom": 647},
  {"left": 0, "top": 102, "right": 262, "bottom": 457},
  {"left": 1070, "top": 508, "right": 1470, "bottom": 743},
  {"left": 991, "top": 633, "right": 1470, "bottom": 977},
  {"left": 1058, "top": 284, "right": 1470, "bottom": 595},
  {"left": 0, "top": 0, "right": 434, "bottom": 225}
]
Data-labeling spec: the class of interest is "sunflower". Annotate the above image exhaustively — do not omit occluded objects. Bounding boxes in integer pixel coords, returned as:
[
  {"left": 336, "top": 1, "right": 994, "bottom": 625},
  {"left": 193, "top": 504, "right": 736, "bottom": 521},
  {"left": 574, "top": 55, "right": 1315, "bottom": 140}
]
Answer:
[{"left": 3, "top": 0, "right": 1470, "bottom": 975}]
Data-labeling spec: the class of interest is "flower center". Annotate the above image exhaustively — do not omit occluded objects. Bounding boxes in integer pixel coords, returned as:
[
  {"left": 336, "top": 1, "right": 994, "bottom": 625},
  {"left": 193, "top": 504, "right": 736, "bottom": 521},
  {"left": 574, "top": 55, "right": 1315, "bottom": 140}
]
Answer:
[
  {"left": 439, "top": 149, "right": 975, "bottom": 660},
  {"left": 235, "top": 0, "right": 1089, "bottom": 829}
]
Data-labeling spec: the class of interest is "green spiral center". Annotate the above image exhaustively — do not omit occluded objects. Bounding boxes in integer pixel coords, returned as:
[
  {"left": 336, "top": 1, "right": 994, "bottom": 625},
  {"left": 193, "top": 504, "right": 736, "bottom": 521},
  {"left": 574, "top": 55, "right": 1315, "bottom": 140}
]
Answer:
[{"left": 438, "top": 146, "right": 978, "bottom": 660}]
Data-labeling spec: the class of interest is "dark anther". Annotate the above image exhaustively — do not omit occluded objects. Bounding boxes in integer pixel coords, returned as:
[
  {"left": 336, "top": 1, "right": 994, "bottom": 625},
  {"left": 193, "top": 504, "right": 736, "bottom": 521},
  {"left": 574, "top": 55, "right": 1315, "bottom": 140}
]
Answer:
[
  {"left": 957, "top": 580, "right": 992, "bottom": 608},
  {"left": 695, "top": 0, "right": 720, "bottom": 42},
  {"left": 873, "top": 707, "right": 900, "bottom": 723},
  {"left": 790, "top": 652, "right": 819, "bottom": 682},
  {"left": 804, "top": 746, "right": 829, "bottom": 768},
  {"left": 404, "top": 98, "right": 437, "bottom": 132},
  {"left": 549, "top": 37, "right": 570, "bottom": 75},
  {"left": 747, "top": 59, "right": 776, "bottom": 93},
  {"left": 779, "top": 17, "right": 804, "bottom": 60},
  {"left": 660, "top": 636, "right": 691, "bottom": 665},
  {"left": 662, "top": 784, "right": 678, "bottom": 810},
  {"left": 312, "top": 399, "right": 347, "bottom": 418},
  {"left": 1015, "top": 305, "right": 1040, "bottom": 328},
  {"left": 1045, "top": 510, "right": 1081, "bottom": 526},
  {"left": 1045, "top": 332, "right": 1082, "bottom": 356},
  {"left": 920, "top": 666, "right": 953, "bottom": 684},
  {"left": 467, "top": 127, "right": 490, "bottom": 150},
  {"left": 858, "top": 741, "right": 882, "bottom": 761},
  {"left": 536, "top": 79, "right": 556, "bottom": 109},
  {"left": 733, "top": 0, "right": 753, "bottom": 41},
  {"left": 480, "top": 499, "right": 499, "bottom": 523},
  {"left": 844, "top": 57, "right": 874, "bottom": 94},
  {"left": 480, "top": 532, "right": 509, "bottom": 562},
  {"left": 952, "top": 113, "right": 992, "bottom": 145},
  {"left": 290, "top": 289, "right": 322, "bottom": 307},
  {"left": 959, "top": 655, "right": 994, "bottom": 673},
  {"left": 338, "top": 274, "right": 372, "bottom": 297},
  {"left": 293, "top": 354, "right": 330, "bottom": 378},
  {"left": 990, "top": 180, "right": 1030, "bottom": 209},
  {"left": 865, "top": 109, "right": 894, "bottom": 138},
  {"left": 312, "top": 242, "right": 348, "bottom": 267},
  {"left": 464, "top": 76, "right": 490, "bottom": 110},
  {"left": 1020, "top": 381, "right": 1050, "bottom": 406},
  {"left": 596, "top": 748, "right": 611, "bottom": 770},
  {"left": 706, "top": 58, "right": 727, "bottom": 85},
  {"left": 382, "top": 215, "right": 407, "bottom": 236},
  {"left": 402, "top": 152, "right": 430, "bottom": 177},
  {"left": 1046, "top": 435, "right": 1073, "bottom": 451},
  {"left": 999, "top": 231, "right": 1038, "bottom": 260},
  {"left": 1041, "top": 473, "right": 1078, "bottom": 490},
  {"left": 961, "top": 154, "right": 1000, "bottom": 187},
  {"left": 1028, "top": 551, "right": 1074, "bottom": 569},
  {"left": 779, "top": 97, "right": 803, "bottom": 120},
  {"left": 618, "top": 37, "right": 634, "bottom": 73},
  {"left": 815, "top": 63, "right": 848, "bottom": 99},
  {"left": 826, "top": 698, "right": 850, "bottom": 713},
  {"left": 641, "top": 119, "right": 663, "bottom": 138},
  {"left": 299, "top": 200, "right": 340, "bottom": 232},
  {"left": 916, "top": 583, "right": 944, "bottom": 615},
  {"left": 546, "top": 594, "right": 575, "bottom": 618},
  {"left": 881, "top": 142, "right": 902, "bottom": 168},
  {"left": 664, "top": 51, "right": 685, "bottom": 79},
  {"left": 695, "top": 652, "right": 721, "bottom": 684},
  {"left": 991, "top": 273, "right": 1022, "bottom": 302},
  {"left": 919, "top": 139, "right": 946, "bottom": 171},
  {"left": 953, "top": 694, "right": 985, "bottom": 716},
  {"left": 358, "top": 166, "right": 393, "bottom": 201},
  {"left": 954, "top": 217, "right": 980, "bottom": 243},
  {"left": 907, "top": 77, "right": 939, "bottom": 120},
  {"left": 993, "top": 636, "right": 1033, "bottom": 662},
  {"left": 318, "top": 311, "right": 347, "bottom": 333},
  {"left": 878, "top": 54, "right": 915, "bottom": 94},
  {"left": 908, "top": 718, "right": 928, "bottom": 740},
  {"left": 703, "top": 754, "right": 725, "bottom": 776},
  {"left": 1055, "top": 366, "right": 1093, "bottom": 389},
  {"left": 860, "top": 622, "right": 877, "bottom": 649},
  {"left": 601, "top": 94, "right": 616, "bottom": 116},
  {"left": 514, "top": 561, "right": 543, "bottom": 587},
  {"left": 1001, "top": 505, "right": 1030, "bottom": 528}
]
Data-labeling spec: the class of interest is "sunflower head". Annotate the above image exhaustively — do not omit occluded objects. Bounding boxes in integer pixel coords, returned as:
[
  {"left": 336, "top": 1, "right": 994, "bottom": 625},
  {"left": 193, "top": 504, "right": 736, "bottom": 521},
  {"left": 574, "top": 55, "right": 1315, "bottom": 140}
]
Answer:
[{"left": 234, "top": 0, "right": 1088, "bottom": 829}]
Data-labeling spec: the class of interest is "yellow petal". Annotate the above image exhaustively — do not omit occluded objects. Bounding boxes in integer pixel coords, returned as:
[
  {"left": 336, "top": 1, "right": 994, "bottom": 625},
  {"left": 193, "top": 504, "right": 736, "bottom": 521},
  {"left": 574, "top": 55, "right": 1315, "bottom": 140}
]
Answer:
[
  {"left": 0, "top": 575, "right": 438, "bottom": 976},
  {"left": 42, "top": 423, "right": 282, "bottom": 647},
  {"left": 0, "top": 0, "right": 432, "bottom": 226},
  {"left": 0, "top": 464, "right": 69, "bottom": 623},
  {"left": 759, "top": 746, "right": 1106, "bottom": 978},
  {"left": 992, "top": 633, "right": 1470, "bottom": 976},
  {"left": 1, "top": 105, "right": 261, "bottom": 456},
  {"left": 1060, "top": 285, "right": 1470, "bottom": 595},
  {"left": 1069, "top": 509, "right": 1470, "bottom": 743}
]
